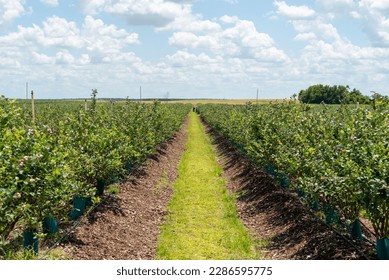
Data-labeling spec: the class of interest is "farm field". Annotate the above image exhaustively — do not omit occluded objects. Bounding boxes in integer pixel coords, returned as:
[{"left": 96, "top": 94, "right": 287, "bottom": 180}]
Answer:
[
  {"left": 14, "top": 98, "right": 286, "bottom": 105},
  {"left": 1, "top": 97, "right": 388, "bottom": 260},
  {"left": 164, "top": 99, "right": 287, "bottom": 105}
]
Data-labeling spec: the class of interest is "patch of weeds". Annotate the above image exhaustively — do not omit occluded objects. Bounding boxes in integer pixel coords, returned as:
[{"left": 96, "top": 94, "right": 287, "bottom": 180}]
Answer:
[
  {"left": 40, "top": 247, "right": 70, "bottom": 260},
  {"left": 107, "top": 185, "right": 120, "bottom": 195},
  {"left": 155, "top": 170, "right": 170, "bottom": 192}
]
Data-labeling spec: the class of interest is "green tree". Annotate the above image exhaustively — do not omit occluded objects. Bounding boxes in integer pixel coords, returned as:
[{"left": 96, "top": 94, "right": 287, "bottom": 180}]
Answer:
[{"left": 298, "top": 84, "right": 370, "bottom": 104}]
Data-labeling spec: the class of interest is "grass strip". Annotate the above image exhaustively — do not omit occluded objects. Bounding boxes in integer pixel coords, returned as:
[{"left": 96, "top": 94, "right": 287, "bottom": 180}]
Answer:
[{"left": 157, "top": 112, "right": 259, "bottom": 260}]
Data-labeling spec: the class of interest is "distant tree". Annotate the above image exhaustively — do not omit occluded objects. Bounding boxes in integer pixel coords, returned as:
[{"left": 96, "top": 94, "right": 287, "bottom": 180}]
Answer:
[
  {"left": 370, "top": 92, "right": 389, "bottom": 109},
  {"left": 298, "top": 84, "right": 370, "bottom": 104},
  {"left": 345, "top": 88, "right": 370, "bottom": 104},
  {"left": 371, "top": 91, "right": 389, "bottom": 102}
]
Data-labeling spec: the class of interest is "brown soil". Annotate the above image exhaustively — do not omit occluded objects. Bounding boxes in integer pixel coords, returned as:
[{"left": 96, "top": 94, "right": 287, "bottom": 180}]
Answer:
[
  {"left": 206, "top": 124, "right": 376, "bottom": 260},
  {"left": 59, "top": 118, "right": 188, "bottom": 260}
]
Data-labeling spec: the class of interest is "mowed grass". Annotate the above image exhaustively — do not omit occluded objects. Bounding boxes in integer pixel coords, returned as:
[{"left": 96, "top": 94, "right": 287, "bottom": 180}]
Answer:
[{"left": 156, "top": 112, "right": 259, "bottom": 260}]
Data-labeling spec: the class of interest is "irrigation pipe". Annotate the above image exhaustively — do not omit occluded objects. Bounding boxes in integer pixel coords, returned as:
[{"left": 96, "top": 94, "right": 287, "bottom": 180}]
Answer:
[{"left": 299, "top": 199, "right": 373, "bottom": 260}]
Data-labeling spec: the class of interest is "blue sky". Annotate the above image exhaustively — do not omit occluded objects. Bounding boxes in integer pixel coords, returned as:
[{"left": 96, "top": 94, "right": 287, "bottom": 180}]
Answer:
[{"left": 0, "top": 0, "right": 388, "bottom": 99}]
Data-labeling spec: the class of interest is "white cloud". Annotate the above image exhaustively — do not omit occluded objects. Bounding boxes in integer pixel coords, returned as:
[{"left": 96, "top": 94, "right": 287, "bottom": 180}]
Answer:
[
  {"left": 350, "top": 11, "right": 362, "bottom": 18},
  {"left": 80, "top": 0, "right": 191, "bottom": 27},
  {"left": 0, "top": 15, "right": 141, "bottom": 71},
  {"left": 223, "top": 19, "right": 274, "bottom": 48},
  {"left": 292, "top": 31, "right": 389, "bottom": 91},
  {"left": 220, "top": 15, "right": 239, "bottom": 24},
  {"left": 42, "top": 16, "right": 83, "bottom": 48},
  {"left": 0, "top": 17, "right": 84, "bottom": 49},
  {"left": 82, "top": 15, "right": 140, "bottom": 54},
  {"left": 0, "top": 47, "right": 22, "bottom": 68},
  {"left": 55, "top": 50, "right": 76, "bottom": 64},
  {"left": 161, "top": 51, "right": 252, "bottom": 89},
  {"left": 270, "top": 0, "right": 389, "bottom": 93},
  {"left": 0, "top": 15, "right": 139, "bottom": 53},
  {"left": 80, "top": 0, "right": 107, "bottom": 15},
  {"left": 168, "top": 16, "right": 288, "bottom": 63},
  {"left": 315, "top": 0, "right": 361, "bottom": 19},
  {"left": 40, "top": 0, "right": 59, "bottom": 7},
  {"left": 169, "top": 32, "right": 218, "bottom": 49},
  {"left": 0, "top": 12, "right": 152, "bottom": 99},
  {"left": 274, "top": 1, "right": 316, "bottom": 19},
  {"left": 359, "top": 0, "right": 389, "bottom": 11},
  {"left": 292, "top": 19, "right": 341, "bottom": 43},
  {"left": 163, "top": 16, "right": 291, "bottom": 97},
  {"left": 0, "top": 0, "right": 25, "bottom": 26},
  {"left": 279, "top": 0, "right": 389, "bottom": 47},
  {"left": 294, "top": 32, "right": 316, "bottom": 41},
  {"left": 356, "top": 0, "right": 389, "bottom": 46},
  {"left": 79, "top": 54, "right": 91, "bottom": 65},
  {"left": 80, "top": 0, "right": 221, "bottom": 34},
  {"left": 224, "top": 0, "right": 238, "bottom": 4},
  {"left": 32, "top": 51, "right": 55, "bottom": 64},
  {"left": 157, "top": 13, "right": 221, "bottom": 32},
  {"left": 316, "top": 0, "right": 356, "bottom": 11},
  {"left": 166, "top": 50, "right": 217, "bottom": 67}
]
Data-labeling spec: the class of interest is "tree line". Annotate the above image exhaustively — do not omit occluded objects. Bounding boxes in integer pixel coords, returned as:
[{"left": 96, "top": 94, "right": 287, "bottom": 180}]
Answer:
[{"left": 297, "top": 84, "right": 388, "bottom": 104}]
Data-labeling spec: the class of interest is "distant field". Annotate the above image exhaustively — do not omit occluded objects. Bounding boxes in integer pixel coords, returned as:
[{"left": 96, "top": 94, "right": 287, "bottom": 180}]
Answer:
[
  {"left": 162, "top": 99, "right": 289, "bottom": 105},
  {"left": 15, "top": 98, "right": 291, "bottom": 105},
  {"left": 110, "top": 98, "right": 289, "bottom": 104}
]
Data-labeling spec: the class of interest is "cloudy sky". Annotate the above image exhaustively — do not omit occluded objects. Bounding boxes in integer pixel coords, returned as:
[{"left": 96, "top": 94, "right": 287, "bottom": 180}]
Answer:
[{"left": 0, "top": 0, "right": 388, "bottom": 99}]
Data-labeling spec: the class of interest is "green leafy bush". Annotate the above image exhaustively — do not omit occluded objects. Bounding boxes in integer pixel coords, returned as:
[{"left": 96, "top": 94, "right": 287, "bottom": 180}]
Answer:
[{"left": 1, "top": 95, "right": 191, "bottom": 255}]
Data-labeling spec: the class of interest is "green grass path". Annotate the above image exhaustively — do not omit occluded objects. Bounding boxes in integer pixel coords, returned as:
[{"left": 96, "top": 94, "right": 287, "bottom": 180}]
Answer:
[{"left": 156, "top": 112, "right": 259, "bottom": 260}]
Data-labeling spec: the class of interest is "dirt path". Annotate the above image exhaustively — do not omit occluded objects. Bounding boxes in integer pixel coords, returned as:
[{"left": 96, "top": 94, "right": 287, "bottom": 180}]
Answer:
[
  {"left": 207, "top": 124, "right": 375, "bottom": 260},
  {"left": 60, "top": 118, "right": 188, "bottom": 260}
]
